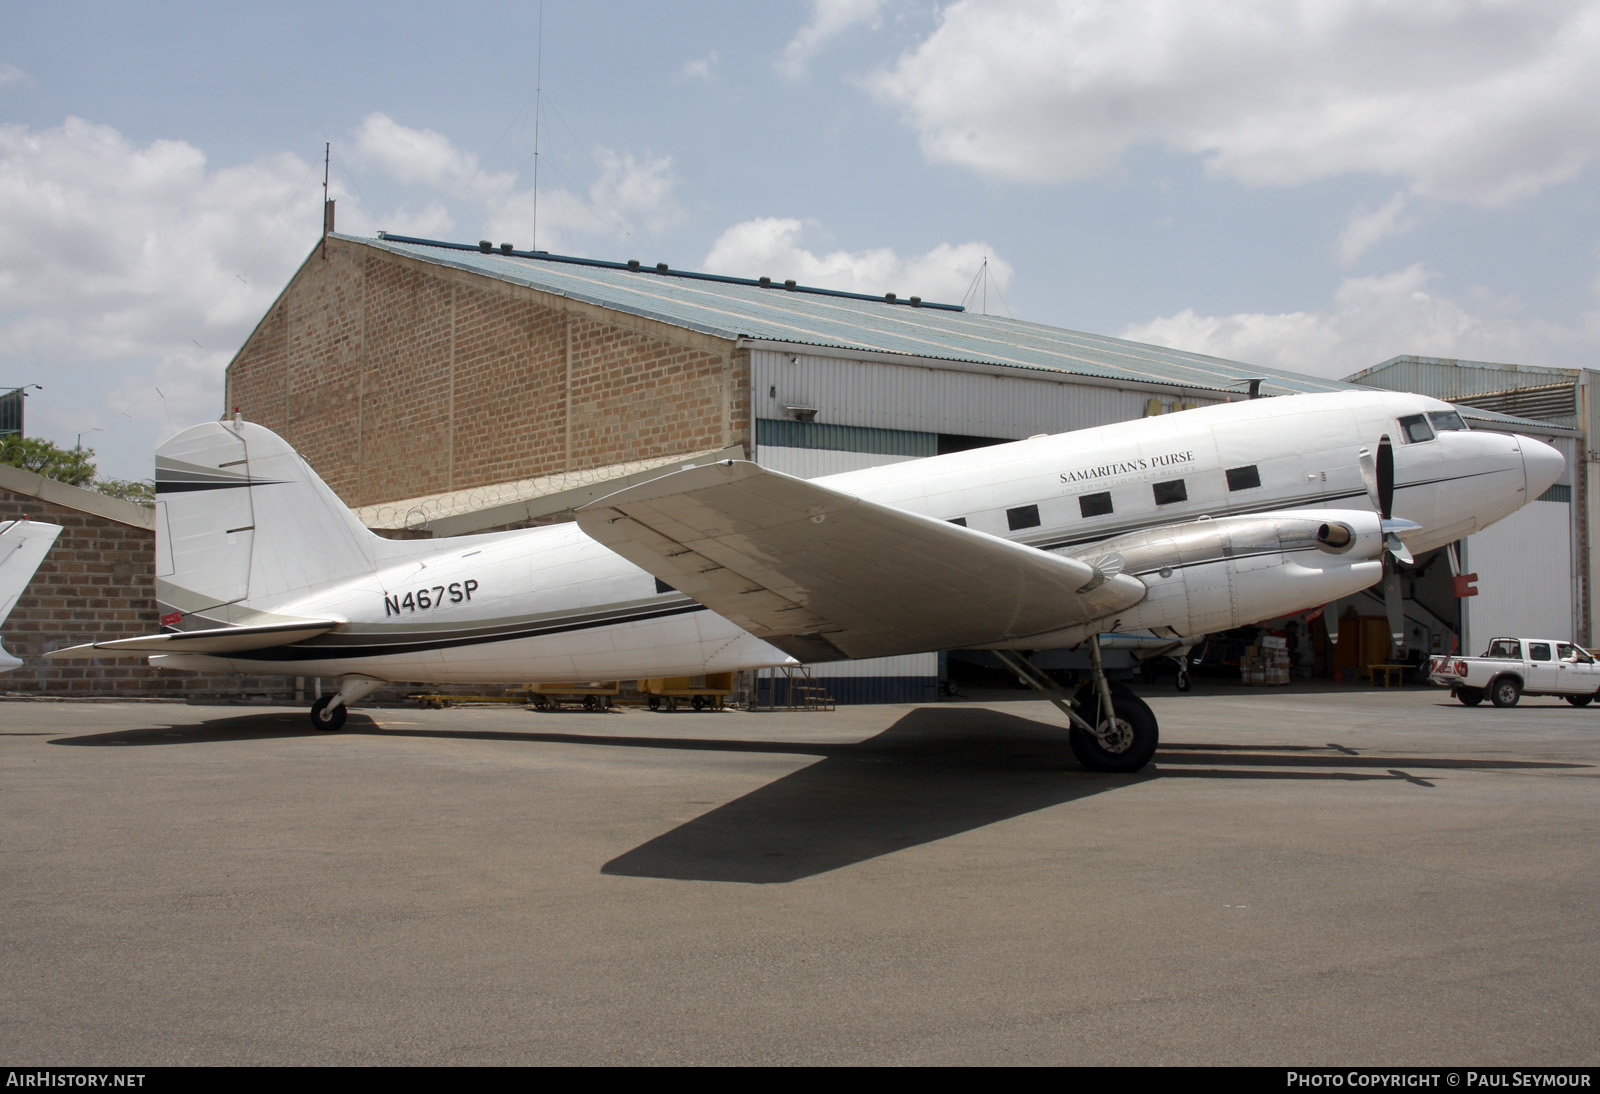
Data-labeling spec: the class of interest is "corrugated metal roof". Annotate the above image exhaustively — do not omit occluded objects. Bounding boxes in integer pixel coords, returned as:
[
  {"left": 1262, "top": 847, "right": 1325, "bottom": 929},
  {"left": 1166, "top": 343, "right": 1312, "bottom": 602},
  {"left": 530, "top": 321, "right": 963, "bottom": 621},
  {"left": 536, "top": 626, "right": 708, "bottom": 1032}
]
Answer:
[
  {"left": 340, "top": 234, "right": 1569, "bottom": 434},
  {"left": 1346, "top": 355, "right": 1580, "bottom": 399},
  {"left": 347, "top": 233, "right": 1351, "bottom": 398}
]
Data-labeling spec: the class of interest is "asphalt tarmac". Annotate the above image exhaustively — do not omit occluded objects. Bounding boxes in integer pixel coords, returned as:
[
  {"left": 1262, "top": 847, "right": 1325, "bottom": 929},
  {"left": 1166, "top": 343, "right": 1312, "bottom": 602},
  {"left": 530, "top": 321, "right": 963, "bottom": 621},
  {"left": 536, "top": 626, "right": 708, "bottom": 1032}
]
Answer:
[{"left": 2, "top": 685, "right": 1597, "bottom": 1066}]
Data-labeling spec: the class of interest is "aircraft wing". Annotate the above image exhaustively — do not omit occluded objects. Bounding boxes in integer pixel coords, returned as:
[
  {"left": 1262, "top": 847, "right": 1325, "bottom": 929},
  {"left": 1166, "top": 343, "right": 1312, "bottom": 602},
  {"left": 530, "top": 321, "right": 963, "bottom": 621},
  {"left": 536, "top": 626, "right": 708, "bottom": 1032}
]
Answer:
[
  {"left": 576, "top": 460, "right": 1146, "bottom": 662},
  {"left": 45, "top": 618, "right": 344, "bottom": 659}
]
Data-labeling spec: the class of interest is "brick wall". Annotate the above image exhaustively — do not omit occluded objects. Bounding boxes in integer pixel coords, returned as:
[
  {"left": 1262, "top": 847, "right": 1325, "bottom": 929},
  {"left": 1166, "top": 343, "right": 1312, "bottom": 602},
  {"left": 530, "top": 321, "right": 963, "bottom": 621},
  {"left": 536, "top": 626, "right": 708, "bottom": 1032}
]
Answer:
[
  {"left": 0, "top": 485, "right": 297, "bottom": 698},
  {"left": 227, "top": 238, "right": 750, "bottom": 509}
]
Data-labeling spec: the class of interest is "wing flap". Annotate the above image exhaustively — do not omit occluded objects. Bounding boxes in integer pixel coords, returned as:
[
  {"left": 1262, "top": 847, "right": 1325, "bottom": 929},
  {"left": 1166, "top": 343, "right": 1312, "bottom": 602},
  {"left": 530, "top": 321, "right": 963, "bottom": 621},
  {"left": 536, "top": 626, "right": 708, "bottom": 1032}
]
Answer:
[
  {"left": 577, "top": 461, "right": 1145, "bottom": 661},
  {"left": 45, "top": 618, "right": 343, "bottom": 659}
]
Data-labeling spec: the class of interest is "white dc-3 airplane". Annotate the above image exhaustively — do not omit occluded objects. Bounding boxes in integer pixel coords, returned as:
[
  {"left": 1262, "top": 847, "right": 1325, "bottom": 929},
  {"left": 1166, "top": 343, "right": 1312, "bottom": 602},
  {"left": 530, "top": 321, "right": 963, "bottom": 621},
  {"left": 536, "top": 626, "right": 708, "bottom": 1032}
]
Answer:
[{"left": 48, "top": 389, "right": 1563, "bottom": 772}]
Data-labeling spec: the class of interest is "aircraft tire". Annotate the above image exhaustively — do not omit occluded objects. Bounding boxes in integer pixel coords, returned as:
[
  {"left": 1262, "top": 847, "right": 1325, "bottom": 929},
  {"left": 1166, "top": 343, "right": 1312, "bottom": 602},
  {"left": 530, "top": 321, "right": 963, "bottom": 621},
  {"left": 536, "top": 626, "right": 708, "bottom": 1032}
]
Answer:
[
  {"left": 1455, "top": 687, "right": 1484, "bottom": 707},
  {"left": 1175, "top": 671, "right": 1192, "bottom": 693},
  {"left": 1490, "top": 677, "right": 1521, "bottom": 708},
  {"left": 310, "top": 695, "right": 347, "bottom": 732},
  {"left": 1069, "top": 684, "right": 1158, "bottom": 773}
]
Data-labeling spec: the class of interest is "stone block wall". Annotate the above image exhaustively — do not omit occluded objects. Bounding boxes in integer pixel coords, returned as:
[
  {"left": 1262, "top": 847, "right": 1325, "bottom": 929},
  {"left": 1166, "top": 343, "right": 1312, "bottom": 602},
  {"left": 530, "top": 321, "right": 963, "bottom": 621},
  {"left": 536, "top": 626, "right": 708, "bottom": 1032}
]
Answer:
[{"left": 227, "top": 238, "right": 750, "bottom": 510}]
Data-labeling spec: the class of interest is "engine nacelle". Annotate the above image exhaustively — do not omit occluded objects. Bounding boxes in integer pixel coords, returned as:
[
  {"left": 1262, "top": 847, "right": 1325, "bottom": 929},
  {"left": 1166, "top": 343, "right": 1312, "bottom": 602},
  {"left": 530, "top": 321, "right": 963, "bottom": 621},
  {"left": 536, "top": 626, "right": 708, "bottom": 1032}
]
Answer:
[{"left": 1004, "top": 509, "right": 1387, "bottom": 649}]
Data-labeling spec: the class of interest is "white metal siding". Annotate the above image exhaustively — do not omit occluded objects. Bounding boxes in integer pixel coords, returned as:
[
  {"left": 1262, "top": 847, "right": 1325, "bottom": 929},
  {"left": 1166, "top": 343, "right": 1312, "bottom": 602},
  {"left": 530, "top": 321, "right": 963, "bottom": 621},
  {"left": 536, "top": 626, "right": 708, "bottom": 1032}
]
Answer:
[
  {"left": 752, "top": 349, "right": 1215, "bottom": 439},
  {"left": 809, "top": 652, "right": 939, "bottom": 679},
  {"left": 1462, "top": 500, "right": 1575, "bottom": 651},
  {"left": 756, "top": 447, "right": 917, "bottom": 478}
]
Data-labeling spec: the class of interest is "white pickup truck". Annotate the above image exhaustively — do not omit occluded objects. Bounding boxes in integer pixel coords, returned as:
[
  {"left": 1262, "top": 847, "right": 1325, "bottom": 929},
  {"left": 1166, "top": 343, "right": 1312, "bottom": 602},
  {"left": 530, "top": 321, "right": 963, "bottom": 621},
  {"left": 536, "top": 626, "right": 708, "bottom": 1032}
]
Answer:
[{"left": 1429, "top": 638, "right": 1600, "bottom": 708}]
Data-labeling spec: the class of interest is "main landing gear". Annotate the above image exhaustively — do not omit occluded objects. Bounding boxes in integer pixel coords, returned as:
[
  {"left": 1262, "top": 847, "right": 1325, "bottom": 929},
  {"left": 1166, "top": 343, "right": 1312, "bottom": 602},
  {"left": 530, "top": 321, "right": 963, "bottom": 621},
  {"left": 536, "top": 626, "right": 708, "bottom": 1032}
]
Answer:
[
  {"left": 308, "top": 675, "right": 385, "bottom": 732},
  {"left": 994, "top": 636, "right": 1159, "bottom": 773}
]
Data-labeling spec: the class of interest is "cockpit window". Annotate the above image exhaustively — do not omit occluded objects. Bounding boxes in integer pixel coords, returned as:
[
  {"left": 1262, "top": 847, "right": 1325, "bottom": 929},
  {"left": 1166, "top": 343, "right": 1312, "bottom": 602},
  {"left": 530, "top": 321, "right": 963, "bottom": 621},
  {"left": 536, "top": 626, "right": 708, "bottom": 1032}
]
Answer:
[
  {"left": 1398, "top": 414, "right": 1435, "bottom": 443},
  {"left": 1428, "top": 410, "right": 1467, "bottom": 432}
]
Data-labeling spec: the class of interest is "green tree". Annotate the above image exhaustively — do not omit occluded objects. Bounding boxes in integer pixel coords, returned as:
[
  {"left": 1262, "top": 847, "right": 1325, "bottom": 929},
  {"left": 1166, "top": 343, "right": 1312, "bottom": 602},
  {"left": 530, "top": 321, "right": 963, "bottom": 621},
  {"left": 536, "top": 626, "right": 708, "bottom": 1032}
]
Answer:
[
  {"left": 0, "top": 435, "right": 155, "bottom": 507},
  {"left": 0, "top": 435, "right": 96, "bottom": 486},
  {"left": 92, "top": 478, "right": 156, "bottom": 506}
]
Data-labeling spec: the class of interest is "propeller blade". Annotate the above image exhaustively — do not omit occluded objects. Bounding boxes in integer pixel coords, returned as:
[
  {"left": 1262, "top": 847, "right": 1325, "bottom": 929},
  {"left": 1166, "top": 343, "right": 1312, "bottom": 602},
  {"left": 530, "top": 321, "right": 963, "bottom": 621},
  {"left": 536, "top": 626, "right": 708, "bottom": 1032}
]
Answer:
[
  {"left": 1384, "top": 531, "right": 1415, "bottom": 566},
  {"left": 1383, "top": 563, "right": 1404, "bottom": 652},
  {"left": 1358, "top": 445, "right": 1382, "bottom": 514}
]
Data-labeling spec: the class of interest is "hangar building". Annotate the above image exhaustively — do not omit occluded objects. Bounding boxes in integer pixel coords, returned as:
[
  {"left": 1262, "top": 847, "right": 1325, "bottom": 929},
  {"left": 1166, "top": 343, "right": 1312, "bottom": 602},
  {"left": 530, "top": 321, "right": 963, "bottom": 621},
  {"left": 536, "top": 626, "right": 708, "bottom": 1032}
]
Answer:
[{"left": 211, "top": 230, "right": 1582, "bottom": 698}]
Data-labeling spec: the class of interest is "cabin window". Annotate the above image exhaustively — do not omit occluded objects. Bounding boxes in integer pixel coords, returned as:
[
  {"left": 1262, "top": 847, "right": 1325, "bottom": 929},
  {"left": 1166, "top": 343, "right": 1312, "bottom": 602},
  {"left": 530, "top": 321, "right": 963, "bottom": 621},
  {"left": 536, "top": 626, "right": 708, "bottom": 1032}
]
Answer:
[
  {"left": 1007, "top": 505, "right": 1040, "bottom": 531},
  {"left": 1226, "top": 465, "right": 1261, "bottom": 491},
  {"left": 1529, "top": 642, "right": 1552, "bottom": 662},
  {"left": 1153, "top": 479, "right": 1188, "bottom": 506},
  {"left": 1079, "top": 492, "right": 1113, "bottom": 518},
  {"left": 948, "top": 517, "right": 967, "bottom": 527},
  {"left": 1428, "top": 410, "right": 1467, "bottom": 432},
  {"left": 654, "top": 577, "right": 676, "bottom": 595},
  {"left": 1398, "top": 414, "right": 1435, "bottom": 443}
]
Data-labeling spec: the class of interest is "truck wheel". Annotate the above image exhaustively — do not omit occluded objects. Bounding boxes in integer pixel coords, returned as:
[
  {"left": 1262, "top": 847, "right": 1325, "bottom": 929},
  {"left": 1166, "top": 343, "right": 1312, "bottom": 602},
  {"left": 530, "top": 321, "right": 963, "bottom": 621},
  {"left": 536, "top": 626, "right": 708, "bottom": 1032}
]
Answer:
[
  {"left": 1566, "top": 694, "right": 1593, "bottom": 707},
  {"left": 1456, "top": 687, "right": 1484, "bottom": 707},
  {"left": 1491, "top": 678, "right": 1521, "bottom": 708}
]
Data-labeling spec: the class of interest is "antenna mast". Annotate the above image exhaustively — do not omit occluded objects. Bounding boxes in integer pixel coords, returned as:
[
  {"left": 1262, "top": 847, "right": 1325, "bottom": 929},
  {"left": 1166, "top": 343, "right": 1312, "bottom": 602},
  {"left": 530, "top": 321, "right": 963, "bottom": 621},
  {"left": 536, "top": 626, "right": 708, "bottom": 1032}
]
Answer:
[
  {"left": 532, "top": 1, "right": 544, "bottom": 251},
  {"left": 321, "top": 142, "right": 332, "bottom": 260}
]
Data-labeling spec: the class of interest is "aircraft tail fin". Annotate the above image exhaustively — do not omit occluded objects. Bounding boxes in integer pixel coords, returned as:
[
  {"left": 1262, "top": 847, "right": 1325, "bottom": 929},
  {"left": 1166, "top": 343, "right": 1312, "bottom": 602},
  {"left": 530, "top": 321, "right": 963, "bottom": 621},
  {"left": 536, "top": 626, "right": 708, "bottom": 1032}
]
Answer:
[
  {"left": 0, "top": 518, "right": 62, "bottom": 628},
  {"left": 154, "top": 419, "right": 404, "bottom": 627},
  {"left": 0, "top": 518, "right": 62, "bottom": 672}
]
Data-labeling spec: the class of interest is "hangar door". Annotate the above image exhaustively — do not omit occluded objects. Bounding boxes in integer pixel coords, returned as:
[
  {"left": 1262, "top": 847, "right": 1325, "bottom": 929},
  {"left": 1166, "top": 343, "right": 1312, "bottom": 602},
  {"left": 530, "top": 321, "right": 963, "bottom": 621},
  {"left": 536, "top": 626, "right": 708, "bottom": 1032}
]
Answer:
[{"left": 1461, "top": 499, "right": 1574, "bottom": 653}]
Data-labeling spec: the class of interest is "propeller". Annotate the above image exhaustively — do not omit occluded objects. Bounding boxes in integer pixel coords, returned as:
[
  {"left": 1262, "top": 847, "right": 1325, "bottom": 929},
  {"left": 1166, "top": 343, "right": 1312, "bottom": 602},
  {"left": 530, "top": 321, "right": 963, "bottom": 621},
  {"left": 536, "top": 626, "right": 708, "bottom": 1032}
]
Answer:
[{"left": 1357, "top": 438, "right": 1422, "bottom": 652}]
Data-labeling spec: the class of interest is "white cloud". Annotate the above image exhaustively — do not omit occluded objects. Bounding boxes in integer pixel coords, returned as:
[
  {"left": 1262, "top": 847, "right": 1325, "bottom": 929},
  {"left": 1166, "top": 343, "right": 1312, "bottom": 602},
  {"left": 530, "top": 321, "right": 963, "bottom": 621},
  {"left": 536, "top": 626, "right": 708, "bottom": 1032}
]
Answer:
[
  {"left": 0, "top": 117, "right": 334, "bottom": 475},
  {"left": 674, "top": 51, "right": 718, "bottom": 84},
  {"left": 349, "top": 114, "right": 682, "bottom": 254},
  {"left": 0, "top": 112, "right": 691, "bottom": 475},
  {"left": 0, "top": 64, "right": 29, "bottom": 88},
  {"left": 351, "top": 112, "right": 514, "bottom": 203},
  {"left": 1336, "top": 191, "right": 1418, "bottom": 267},
  {"left": 702, "top": 216, "right": 1010, "bottom": 304},
  {"left": 778, "top": 0, "right": 888, "bottom": 80},
  {"left": 1118, "top": 264, "right": 1590, "bottom": 379},
  {"left": 872, "top": 0, "right": 1600, "bottom": 204}
]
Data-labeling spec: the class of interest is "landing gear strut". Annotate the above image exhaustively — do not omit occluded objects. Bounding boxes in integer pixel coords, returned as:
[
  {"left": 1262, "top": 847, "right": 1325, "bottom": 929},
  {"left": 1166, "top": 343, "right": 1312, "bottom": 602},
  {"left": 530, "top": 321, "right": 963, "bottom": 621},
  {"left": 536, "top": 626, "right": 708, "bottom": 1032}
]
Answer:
[
  {"left": 308, "top": 675, "right": 384, "bottom": 732},
  {"left": 994, "top": 637, "right": 1159, "bottom": 773}
]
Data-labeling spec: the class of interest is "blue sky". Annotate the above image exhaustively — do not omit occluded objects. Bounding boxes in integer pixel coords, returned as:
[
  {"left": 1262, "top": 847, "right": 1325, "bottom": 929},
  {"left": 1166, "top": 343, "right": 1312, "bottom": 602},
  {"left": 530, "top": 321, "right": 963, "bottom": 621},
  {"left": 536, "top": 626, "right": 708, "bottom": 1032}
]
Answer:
[{"left": 4, "top": 0, "right": 1599, "bottom": 479}]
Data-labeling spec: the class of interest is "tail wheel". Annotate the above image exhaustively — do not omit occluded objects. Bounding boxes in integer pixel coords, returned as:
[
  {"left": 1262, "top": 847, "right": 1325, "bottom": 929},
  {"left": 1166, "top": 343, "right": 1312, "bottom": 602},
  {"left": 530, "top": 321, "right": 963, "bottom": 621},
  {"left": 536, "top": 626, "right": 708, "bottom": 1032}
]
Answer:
[
  {"left": 1069, "top": 684, "right": 1159, "bottom": 773},
  {"left": 310, "top": 695, "right": 347, "bottom": 732},
  {"left": 1491, "top": 678, "right": 1521, "bottom": 708}
]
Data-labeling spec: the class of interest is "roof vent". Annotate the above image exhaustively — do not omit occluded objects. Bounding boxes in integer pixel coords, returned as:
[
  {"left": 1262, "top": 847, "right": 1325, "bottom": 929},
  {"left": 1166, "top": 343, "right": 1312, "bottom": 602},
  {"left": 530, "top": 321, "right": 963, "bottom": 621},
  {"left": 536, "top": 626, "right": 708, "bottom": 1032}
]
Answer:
[
  {"left": 759, "top": 276, "right": 771, "bottom": 286},
  {"left": 627, "top": 259, "right": 640, "bottom": 270},
  {"left": 910, "top": 296, "right": 922, "bottom": 307},
  {"left": 656, "top": 262, "right": 669, "bottom": 272},
  {"left": 478, "top": 240, "right": 492, "bottom": 252},
  {"left": 500, "top": 242, "right": 513, "bottom": 255},
  {"left": 784, "top": 279, "right": 797, "bottom": 290},
  {"left": 884, "top": 293, "right": 897, "bottom": 303}
]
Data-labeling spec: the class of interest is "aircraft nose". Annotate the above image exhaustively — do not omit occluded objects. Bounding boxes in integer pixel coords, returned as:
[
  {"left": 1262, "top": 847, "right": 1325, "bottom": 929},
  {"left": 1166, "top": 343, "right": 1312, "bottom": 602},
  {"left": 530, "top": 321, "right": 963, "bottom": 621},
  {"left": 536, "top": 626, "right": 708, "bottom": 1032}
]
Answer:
[{"left": 1518, "top": 435, "right": 1565, "bottom": 500}]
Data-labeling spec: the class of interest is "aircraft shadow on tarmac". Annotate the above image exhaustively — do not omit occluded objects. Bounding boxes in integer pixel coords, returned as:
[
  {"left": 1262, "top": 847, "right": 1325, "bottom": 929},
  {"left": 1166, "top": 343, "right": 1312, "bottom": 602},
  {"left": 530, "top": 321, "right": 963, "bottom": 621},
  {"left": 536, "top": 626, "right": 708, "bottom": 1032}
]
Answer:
[{"left": 52, "top": 706, "right": 1590, "bottom": 884}]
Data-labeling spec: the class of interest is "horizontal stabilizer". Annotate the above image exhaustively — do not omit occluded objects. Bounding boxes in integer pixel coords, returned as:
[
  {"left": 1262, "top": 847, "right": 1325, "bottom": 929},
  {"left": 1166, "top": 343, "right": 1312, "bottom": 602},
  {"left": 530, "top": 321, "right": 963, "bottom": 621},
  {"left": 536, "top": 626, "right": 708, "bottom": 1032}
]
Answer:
[
  {"left": 46, "top": 618, "right": 343, "bottom": 659},
  {"left": 576, "top": 460, "right": 1146, "bottom": 662}
]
